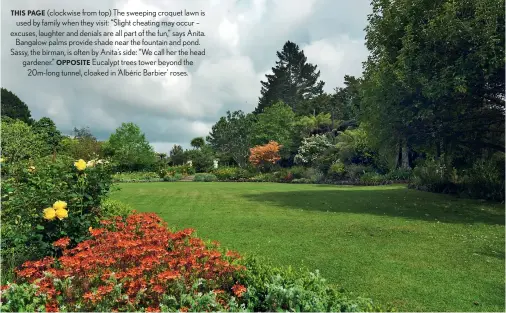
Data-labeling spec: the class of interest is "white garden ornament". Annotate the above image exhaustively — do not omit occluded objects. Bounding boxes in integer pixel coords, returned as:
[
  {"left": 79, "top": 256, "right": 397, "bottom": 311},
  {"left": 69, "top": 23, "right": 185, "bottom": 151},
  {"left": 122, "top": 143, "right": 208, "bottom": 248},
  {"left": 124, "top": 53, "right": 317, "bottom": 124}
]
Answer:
[{"left": 213, "top": 160, "right": 218, "bottom": 169}]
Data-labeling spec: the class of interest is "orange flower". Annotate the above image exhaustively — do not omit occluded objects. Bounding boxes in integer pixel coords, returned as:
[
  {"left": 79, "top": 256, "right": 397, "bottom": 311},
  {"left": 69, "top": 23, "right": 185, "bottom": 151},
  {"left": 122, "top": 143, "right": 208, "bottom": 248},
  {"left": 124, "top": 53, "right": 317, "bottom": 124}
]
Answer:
[
  {"left": 53, "top": 237, "right": 70, "bottom": 248},
  {"left": 232, "top": 283, "right": 247, "bottom": 297}
]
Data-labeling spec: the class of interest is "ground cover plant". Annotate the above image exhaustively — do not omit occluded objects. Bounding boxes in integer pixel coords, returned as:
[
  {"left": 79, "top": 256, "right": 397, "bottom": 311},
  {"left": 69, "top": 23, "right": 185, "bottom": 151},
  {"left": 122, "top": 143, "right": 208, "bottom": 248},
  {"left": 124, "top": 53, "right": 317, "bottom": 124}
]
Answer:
[{"left": 111, "top": 182, "right": 505, "bottom": 312}]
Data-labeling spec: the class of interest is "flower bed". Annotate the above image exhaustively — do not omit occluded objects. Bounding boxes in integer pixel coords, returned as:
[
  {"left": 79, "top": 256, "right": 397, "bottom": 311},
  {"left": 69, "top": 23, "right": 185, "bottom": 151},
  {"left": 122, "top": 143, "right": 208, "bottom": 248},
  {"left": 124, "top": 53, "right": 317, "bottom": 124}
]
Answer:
[{"left": 1, "top": 212, "right": 392, "bottom": 312}]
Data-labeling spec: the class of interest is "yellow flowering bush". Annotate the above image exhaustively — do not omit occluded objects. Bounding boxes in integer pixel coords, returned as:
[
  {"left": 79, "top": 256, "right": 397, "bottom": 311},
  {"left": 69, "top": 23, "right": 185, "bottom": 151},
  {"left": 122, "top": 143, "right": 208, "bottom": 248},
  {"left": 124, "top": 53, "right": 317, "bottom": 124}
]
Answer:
[{"left": 1, "top": 154, "right": 113, "bottom": 271}]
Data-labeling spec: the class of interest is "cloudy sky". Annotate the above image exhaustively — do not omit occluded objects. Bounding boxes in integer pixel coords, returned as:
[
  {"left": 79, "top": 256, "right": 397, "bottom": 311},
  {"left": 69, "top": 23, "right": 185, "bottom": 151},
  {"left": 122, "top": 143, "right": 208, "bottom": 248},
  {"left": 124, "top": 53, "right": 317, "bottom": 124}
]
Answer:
[{"left": 1, "top": 0, "right": 371, "bottom": 153}]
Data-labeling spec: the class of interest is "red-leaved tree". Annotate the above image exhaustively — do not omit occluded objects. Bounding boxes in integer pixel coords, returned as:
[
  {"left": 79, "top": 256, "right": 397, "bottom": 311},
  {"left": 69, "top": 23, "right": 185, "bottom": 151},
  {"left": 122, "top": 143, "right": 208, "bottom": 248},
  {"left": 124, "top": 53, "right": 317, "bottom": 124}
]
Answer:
[{"left": 248, "top": 141, "right": 282, "bottom": 171}]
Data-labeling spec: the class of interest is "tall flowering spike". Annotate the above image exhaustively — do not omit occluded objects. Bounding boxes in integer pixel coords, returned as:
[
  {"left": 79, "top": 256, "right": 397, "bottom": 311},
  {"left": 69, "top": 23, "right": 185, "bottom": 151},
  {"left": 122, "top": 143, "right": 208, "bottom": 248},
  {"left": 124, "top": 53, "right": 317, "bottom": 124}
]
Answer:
[{"left": 74, "top": 159, "right": 87, "bottom": 171}]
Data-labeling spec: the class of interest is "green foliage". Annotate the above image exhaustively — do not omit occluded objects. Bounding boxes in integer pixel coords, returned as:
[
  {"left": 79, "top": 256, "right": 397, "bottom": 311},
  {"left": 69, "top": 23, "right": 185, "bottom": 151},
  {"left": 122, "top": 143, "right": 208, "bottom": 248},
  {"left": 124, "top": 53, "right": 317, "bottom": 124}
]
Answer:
[
  {"left": 1, "top": 155, "right": 113, "bottom": 274},
  {"left": 185, "top": 146, "right": 214, "bottom": 173},
  {"left": 163, "top": 173, "right": 183, "bottom": 182},
  {"left": 328, "top": 161, "right": 346, "bottom": 180},
  {"left": 193, "top": 173, "right": 217, "bottom": 182},
  {"left": 0, "top": 283, "right": 46, "bottom": 312},
  {"left": 238, "top": 257, "right": 390, "bottom": 312},
  {"left": 294, "top": 134, "right": 333, "bottom": 167},
  {"left": 335, "top": 127, "right": 375, "bottom": 165},
  {"left": 61, "top": 127, "right": 104, "bottom": 161},
  {"left": 251, "top": 101, "right": 296, "bottom": 158},
  {"left": 249, "top": 173, "right": 276, "bottom": 182},
  {"left": 207, "top": 111, "right": 255, "bottom": 167},
  {"left": 112, "top": 171, "right": 161, "bottom": 182},
  {"left": 345, "top": 164, "right": 373, "bottom": 181},
  {"left": 103, "top": 123, "right": 156, "bottom": 171},
  {"left": 213, "top": 167, "right": 253, "bottom": 181},
  {"left": 1, "top": 88, "right": 32, "bottom": 124},
  {"left": 169, "top": 144, "right": 185, "bottom": 165},
  {"left": 32, "top": 117, "right": 63, "bottom": 156},
  {"left": 384, "top": 168, "right": 412, "bottom": 181},
  {"left": 190, "top": 137, "right": 206, "bottom": 149},
  {"left": 100, "top": 199, "right": 134, "bottom": 220},
  {"left": 362, "top": 0, "right": 505, "bottom": 169},
  {"left": 1, "top": 119, "right": 46, "bottom": 164},
  {"left": 255, "top": 41, "right": 325, "bottom": 113}
]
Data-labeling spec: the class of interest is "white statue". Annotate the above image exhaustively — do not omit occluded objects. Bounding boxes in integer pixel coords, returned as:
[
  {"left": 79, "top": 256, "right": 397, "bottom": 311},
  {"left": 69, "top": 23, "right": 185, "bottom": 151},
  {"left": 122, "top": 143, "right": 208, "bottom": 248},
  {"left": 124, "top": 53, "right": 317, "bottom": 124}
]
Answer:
[
  {"left": 213, "top": 159, "right": 218, "bottom": 169},
  {"left": 187, "top": 160, "right": 192, "bottom": 167}
]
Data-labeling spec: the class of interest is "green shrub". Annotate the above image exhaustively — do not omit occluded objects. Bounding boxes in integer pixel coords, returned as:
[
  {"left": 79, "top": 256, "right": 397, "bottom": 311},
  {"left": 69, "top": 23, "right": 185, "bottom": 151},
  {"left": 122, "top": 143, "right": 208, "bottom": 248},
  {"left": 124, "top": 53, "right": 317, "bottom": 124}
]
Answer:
[
  {"left": 291, "top": 178, "right": 313, "bottom": 184},
  {"left": 112, "top": 171, "right": 160, "bottom": 182},
  {"left": 0, "top": 155, "right": 113, "bottom": 279},
  {"left": 100, "top": 199, "right": 134, "bottom": 220},
  {"left": 345, "top": 164, "right": 373, "bottom": 181},
  {"left": 385, "top": 168, "right": 412, "bottom": 181},
  {"left": 249, "top": 173, "right": 276, "bottom": 182},
  {"left": 459, "top": 155, "right": 504, "bottom": 201},
  {"left": 163, "top": 173, "right": 183, "bottom": 182},
  {"left": 328, "top": 161, "right": 346, "bottom": 180},
  {"left": 193, "top": 173, "right": 217, "bottom": 182},
  {"left": 359, "top": 172, "right": 386, "bottom": 184},
  {"left": 237, "top": 256, "right": 392, "bottom": 312},
  {"left": 410, "top": 158, "right": 457, "bottom": 194},
  {"left": 289, "top": 166, "right": 306, "bottom": 179}
]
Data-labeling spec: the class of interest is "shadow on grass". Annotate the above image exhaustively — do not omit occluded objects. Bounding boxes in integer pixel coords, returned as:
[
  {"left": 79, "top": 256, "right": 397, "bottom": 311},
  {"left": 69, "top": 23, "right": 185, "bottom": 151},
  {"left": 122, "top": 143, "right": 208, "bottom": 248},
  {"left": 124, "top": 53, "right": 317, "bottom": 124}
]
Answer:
[{"left": 242, "top": 187, "right": 505, "bottom": 225}]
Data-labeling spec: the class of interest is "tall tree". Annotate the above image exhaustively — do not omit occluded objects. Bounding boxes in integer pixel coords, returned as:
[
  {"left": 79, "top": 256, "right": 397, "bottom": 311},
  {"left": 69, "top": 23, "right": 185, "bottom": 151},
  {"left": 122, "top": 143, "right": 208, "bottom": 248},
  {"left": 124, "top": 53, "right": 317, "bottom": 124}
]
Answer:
[
  {"left": 103, "top": 122, "right": 156, "bottom": 171},
  {"left": 255, "top": 41, "right": 325, "bottom": 113},
  {"left": 32, "top": 117, "right": 62, "bottom": 157},
  {"left": 361, "top": 0, "right": 505, "bottom": 168},
  {"left": 1, "top": 88, "right": 33, "bottom": 124},
  {"left": 169, "top": 144, "right": 185, "bottom": 165},
  {"left": 206, "top": 110, "right": 255, "bottom": 167}
]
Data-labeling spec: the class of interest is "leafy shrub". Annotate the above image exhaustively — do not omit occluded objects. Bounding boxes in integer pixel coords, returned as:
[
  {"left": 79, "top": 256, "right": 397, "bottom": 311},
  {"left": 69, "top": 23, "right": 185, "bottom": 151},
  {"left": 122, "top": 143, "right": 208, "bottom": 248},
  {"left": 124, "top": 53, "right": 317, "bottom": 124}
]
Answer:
[
  {"left": 249, "top": 173, "right": 276, "bottom": 182},
  {"left": 344, "top": 164, "right": 373, "bottom": 181},
  {"left": 193, "top": 173, "right": 217, "bottom": 182},
  {"left": 384, "top": 168, "right": 412, "bottom": 181},
  {"left": 0, "top": 156, "right": 113, "bottom": 280},
  {"left": 359, "top": 172, "right": 387, "bottom": 184},
  {"left": 166, "top": 165, "right": 195, "bottom": 176},
  {"left": 163, "top": 173, "right": 183, "bottom": 182},
  {"left": 291, "top": 178, "right": 313, "bottom": 184},
  {"left": 460, "top": 155, "right": 505, "bottom": 201},
  {"left": 213, "top": 167, "right": 253, "bottom": 181},
  {"left": 410, "top": 158, "right": 457, "bottom": 194},
  {"left": 112, "top": 171, "right": 161, "bottom": 182},
  {"left": 100, "top": 199, "right": 134, "bottom": 220},
  {"left": 237, "top": 257, "right": 390, "bottom": 312},
  {"left": 289, "top": 166, "right": 306, "bottom": 179},
  {"left": 328, "top": 161, "right": 346, "bottom": 180},
  {"left": 294, "top": 134, "right": 333, "bottom": 167}
]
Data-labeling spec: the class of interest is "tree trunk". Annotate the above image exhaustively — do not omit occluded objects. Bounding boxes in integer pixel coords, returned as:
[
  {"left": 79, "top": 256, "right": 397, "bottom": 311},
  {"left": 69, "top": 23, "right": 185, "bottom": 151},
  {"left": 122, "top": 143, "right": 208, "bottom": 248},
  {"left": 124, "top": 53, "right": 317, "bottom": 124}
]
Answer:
[
  {"left": 396, "top": 139, "right": 403, "bottom": 168},
  {"left": 401, "top": 141, "right": 410, "bottom": 169}
]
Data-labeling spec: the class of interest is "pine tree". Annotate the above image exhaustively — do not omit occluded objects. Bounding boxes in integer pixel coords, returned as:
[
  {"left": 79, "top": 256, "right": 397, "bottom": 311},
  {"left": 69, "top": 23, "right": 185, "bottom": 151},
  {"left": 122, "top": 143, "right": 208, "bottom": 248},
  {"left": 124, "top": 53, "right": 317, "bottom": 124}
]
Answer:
[{"left": 255, "top": 41, "right": 325, "bottom": 113}]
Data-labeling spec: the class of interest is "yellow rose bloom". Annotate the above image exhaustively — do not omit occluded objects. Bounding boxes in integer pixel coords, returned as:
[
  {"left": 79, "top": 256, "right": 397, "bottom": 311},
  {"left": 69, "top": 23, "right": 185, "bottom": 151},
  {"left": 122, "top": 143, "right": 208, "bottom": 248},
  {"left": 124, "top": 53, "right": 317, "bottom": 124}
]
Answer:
[
  {"left": 74, "top": 159, "right": 87, "bottom": 171},
  {"left": 28, "top": 166, "right": 36, "bottom": 173},
  {"left": 53, "top": 200, "right": 67, "bottom": 211},
  {"left": 55, "top": 208, "right": 68, "bottom": 220},
  {"left": 89, "top": 226, "right": 93, "bottom": 232},
  {"left": 43, "top": 207, "right": 56, "bottom": 220}
]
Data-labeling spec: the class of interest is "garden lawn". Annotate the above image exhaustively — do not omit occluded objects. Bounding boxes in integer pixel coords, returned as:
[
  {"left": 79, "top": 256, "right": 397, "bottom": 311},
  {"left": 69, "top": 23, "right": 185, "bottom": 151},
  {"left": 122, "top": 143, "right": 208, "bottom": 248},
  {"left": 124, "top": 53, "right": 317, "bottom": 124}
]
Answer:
[{"left": 111, "top": 182, "right": 505, "bottom": 312}]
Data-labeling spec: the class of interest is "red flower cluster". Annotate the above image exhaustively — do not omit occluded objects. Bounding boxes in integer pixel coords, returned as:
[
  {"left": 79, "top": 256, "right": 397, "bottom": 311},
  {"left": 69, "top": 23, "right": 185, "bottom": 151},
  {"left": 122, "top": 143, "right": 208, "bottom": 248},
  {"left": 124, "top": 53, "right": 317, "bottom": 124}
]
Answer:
[{"left": 9, "top": 213, "right": 247, "bottom": 311}]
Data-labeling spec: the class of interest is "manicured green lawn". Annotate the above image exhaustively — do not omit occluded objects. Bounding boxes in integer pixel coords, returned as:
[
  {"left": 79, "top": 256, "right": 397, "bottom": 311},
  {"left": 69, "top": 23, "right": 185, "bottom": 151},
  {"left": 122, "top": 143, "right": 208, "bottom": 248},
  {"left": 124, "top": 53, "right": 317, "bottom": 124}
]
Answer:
[{"left": 111, "top": 182, "right": 505, "bottom": 312}]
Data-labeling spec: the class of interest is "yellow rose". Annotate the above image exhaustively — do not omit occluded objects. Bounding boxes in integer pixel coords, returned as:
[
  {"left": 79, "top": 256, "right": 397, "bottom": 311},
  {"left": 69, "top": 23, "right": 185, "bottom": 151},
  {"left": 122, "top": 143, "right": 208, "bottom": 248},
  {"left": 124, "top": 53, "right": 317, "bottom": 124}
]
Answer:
[
  {"left": 89, "top": 226, "right": 93, "bottom": 232},
  {"left": 28, "top": 166, "right": 36, "bottom": 173},
  {"left": 55, "top": 208, "right": 68, "bottom": 220},
  {"left": 53, "top": 200, "right": 67, "bottom": 211},
  {"left": 74, "top": 159, "right": 87, "bottom": 171},
  {"left": 43, "top": 207, "right": 56, "bottom": 220}
]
